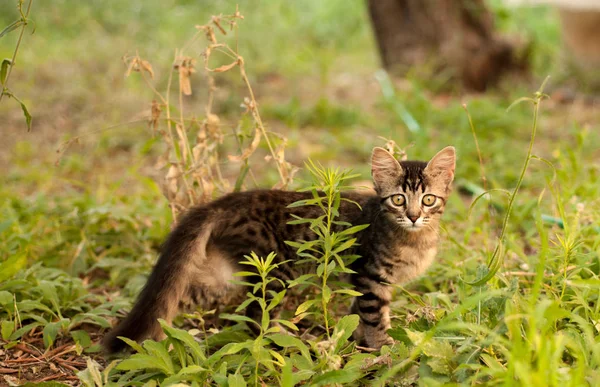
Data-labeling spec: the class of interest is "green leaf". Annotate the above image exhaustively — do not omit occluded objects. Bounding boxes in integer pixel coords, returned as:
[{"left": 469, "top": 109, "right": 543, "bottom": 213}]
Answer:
[
  {"left": 143, "top": 339, "right": 175, "bottom": 375},
  {"left": 157, "top": 323, "right": 205, "bottom": 362},
  {"left": 266, "top": 289, "right": 286, "bottom": 312},
  {"left": 116, "top": 353, "right": 171, "bottom": 373},
  {"left": 0, "top": 20, "right": 23, "bottom": 38},
  {"left": 235, "top": 295, "right": 257, "bottom": 312},
  {"left": 316, "top": 262, "right": 325, "bottom": 277},
  {"left": 70, "top": 330, "right": 91, "bottom": 350},
  {"left": 422, "top": 338, "right": 454, "bottom": 359},
  {"left": 480, "top": 353, "right": 504, "bottom": 370},
  {"left": 233, "top": 271, "right": 258, "bottom": 277},
  {"left": 10, "top": 322, "right": 42, "bottom": 340},
  {"left": 77, "top": 358, "right": 104, "bottom": 387},
  {"left": 17, "top": 299, "right": 55, "bottom": 316},
  {"left": 43, "top": 319, "right": 68, "bottom": 348},
  {"left": 333, "top": 314, "right": 360, "bottom": 351},
  {"left": 1, "top": 59, "right": 11, "bottom": 86},
  {"left": 427, "top": 356, "right": 452, "bottom": 376},
  {"left": 220, "top": 313, "right": 259, "bottom": 328},
  {"left": 295, "top": 299, "right": 316, "bottom": 315},
  {"left": 332, "top": 238, "right": 358, "bottom": 254},
  {"left": 322, "top": 285, "right": 332, "bottom": 303},
  {"left": 338, "top": 224, "right": 369, "bottom": 236},
  {"left": 117, "top": 336, "right": 146, "bottom": 353},
  {"left": 205, "top": 327, "right": 251, "bottom": 348},
  {"left": 36, "top": 281, "right": 61, "bottom": 315},
  {"left": 18, "top": 96, "right": 32, "bottom": 131},
  {"left": 209, "top": 340, "right": 253, "bottom": 363},
  {"left": 311, "top": 369, "right": 362, "bottom": 386},
  {"left": 286, "top": 273, "right": 316, "bottom": 288},
  {"left": 281, "top": 358, "right": 294, "bottom": 387},
  {"left": 0, "top": 291, "right": 13, "bottom": 306},
  {"left": 227, "top": 373, "right": 247, "bottom": 387},
  {"left": 269, "top": 333, "right": 311, "bottom": 360},
  {"left": 1, "top": 320, "right": 15, "bottom": 340},
  {"left": 0, "top": 252, "right": 27, "bottom": 283},
  {"left": 334, "top": 288, "right": 363, "bottom": 297},
  {"left": 178, "top": 365, "right": 207, "bottom": 374},
  {"left": 269, "top": 349, "right": 286, "bottom": 366},
  {"left": 272, "top": 319, "right": 299, "bottom": 332}
]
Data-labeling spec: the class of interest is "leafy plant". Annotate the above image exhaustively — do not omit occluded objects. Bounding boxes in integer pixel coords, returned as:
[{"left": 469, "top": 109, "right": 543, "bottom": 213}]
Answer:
[
  {"left": 286, "top": 161, "right": 367, "bottom": 337},
  {"left": 0, "top": 0, "right": 33, "bottom": 130}
]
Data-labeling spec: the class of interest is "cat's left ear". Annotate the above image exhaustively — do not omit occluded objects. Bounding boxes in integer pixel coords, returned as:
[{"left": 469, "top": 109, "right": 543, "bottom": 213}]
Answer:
[{"left": 424, "top": 146, "right": 456, "bottom": 186}]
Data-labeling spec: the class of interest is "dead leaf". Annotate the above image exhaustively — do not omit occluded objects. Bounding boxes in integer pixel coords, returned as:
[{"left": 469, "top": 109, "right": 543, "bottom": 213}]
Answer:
[
  {"left": 165, "top": 165, "right": 180, "bottom": 196},
  {"left": 228, "top": 126, "right": 261, "bottom": 162},
  {"left": 212, "top": 59, "right": 238, "bottom": 73},
  {"left": 140, "top": 60, "right": 155, "bottom": 79},
  {"left": 149, "top": 100, "right": 161, "bottom": 133},
  {"left": 174, "top": 57, "right": 196, "bottom": 96}
]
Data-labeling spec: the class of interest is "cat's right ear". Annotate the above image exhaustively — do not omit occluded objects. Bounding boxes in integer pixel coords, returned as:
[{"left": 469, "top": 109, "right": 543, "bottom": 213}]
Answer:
[{"left": 371, "top": 147, "right": 402, "bottom": 192}]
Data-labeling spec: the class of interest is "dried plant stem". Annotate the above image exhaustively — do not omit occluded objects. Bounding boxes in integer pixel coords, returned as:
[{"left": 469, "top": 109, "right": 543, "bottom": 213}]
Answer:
[
  {"left": 112, "top": 8, "right": 295, "bottom": 218},
  {"left": 165, "top": 56, "right": 177, "bottom": 156},
  {"left": 239, "top": 64, "right": 287, "bottom": 183}
]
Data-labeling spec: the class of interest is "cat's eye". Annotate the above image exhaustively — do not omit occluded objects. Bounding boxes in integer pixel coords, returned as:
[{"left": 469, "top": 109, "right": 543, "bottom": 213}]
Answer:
[
  {"left": 422, "top": 194, "right": 436, "bottom": 206},
  {"left": 390, "top": 194, "right": 405, "bottom": 206}
]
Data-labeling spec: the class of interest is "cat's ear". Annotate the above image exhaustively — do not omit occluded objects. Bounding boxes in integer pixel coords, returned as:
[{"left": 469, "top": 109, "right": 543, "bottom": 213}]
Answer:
[
  {"left": 425, "top": 146, "right": 455, "bottom": 185},
  {"left": 371, "top": 147, "right": 402, "bottom": 192}
]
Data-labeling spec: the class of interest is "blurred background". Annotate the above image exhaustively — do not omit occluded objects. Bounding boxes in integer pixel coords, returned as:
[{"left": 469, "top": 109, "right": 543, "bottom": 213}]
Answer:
[{"left": 1, "top": 0, "right": 598, "bottom": 198}]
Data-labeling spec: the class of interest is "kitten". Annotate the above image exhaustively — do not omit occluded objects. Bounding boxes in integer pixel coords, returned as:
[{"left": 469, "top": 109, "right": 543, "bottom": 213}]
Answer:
[{"left": 103, "top": 146, "right": 455, "bottom": 353}]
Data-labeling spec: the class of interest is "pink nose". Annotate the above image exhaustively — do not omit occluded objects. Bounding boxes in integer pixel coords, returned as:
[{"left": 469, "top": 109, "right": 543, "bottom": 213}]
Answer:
[{"left": 408, "top": 215, "right": 419, "bottom": 223}]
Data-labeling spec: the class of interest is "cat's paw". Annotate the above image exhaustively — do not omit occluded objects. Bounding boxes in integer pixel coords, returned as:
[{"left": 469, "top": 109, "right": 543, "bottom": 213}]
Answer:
[{"left": 361, "top": 334, "right": 395, "bottom": 351}]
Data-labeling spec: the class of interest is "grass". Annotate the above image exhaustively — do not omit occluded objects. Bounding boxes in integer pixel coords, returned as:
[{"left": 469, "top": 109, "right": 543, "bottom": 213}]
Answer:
[{"left": 1, "top": 0, "right": 600, "bottom": 385}]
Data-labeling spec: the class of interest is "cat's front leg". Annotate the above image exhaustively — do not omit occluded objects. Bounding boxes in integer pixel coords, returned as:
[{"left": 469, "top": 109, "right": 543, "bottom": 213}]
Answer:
[{"left": 350, "top": 285, "right": 394, "bottom": 349}]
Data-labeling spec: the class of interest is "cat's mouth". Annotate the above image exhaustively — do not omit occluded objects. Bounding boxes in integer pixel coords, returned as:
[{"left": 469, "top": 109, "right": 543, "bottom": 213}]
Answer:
[{"left": 397, "top": 218, "right": 424, "bottom": 232}]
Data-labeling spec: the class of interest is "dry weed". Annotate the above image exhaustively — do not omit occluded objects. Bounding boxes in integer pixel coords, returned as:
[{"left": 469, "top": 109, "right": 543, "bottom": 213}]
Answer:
[{"left": 59, "top": 7, "right": 297, "bottom": 220}]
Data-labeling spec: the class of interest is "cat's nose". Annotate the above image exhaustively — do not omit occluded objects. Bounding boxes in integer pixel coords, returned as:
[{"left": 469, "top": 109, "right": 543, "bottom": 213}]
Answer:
[{"left": 407, "top": 215, "right": 419, "bottom": 224}]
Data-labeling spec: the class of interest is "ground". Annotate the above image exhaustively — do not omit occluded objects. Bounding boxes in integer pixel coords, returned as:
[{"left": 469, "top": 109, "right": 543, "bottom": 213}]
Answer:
[{"left": 1, "top": 0, "right": 599, "bottom": 386}]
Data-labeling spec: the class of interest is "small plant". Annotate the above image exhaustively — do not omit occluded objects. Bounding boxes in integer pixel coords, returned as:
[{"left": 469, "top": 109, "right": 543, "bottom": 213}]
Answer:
[
  {"left": 0, "top": 0, "right": 34, "bottom": 130},
  {"left": 286, "top": 161, "right": 368, "bottom": 338},
  {"left": 466, "top": 77, "right": 550, "bottom": 286},
  {"left": 99, "top": 252, "right": 311, "bottom": 386}
]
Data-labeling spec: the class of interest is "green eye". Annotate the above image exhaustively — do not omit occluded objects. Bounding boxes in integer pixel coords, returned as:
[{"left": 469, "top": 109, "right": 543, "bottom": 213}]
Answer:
[
  {"left": 390, "top": 194, "right": 405, "bottom": 206},
  {"left": 422, "top": 194, "right": 436, "bottom": 206}
]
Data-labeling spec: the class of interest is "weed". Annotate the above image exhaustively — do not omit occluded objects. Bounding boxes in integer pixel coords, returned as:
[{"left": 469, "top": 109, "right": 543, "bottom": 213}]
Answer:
[{"left": 0, "top": 0, "right": 34, "bottom": 130}]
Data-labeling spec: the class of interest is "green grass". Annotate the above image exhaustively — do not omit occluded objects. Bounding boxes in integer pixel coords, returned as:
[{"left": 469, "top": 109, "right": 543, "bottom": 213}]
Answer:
[{"left": 2, "top": 0, "right": 600, "bottom": 385}]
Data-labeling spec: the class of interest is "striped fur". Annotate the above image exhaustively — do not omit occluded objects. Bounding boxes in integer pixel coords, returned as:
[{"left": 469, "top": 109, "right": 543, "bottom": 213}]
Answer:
[{"left": 103, "top": 146, "right": 455, "bottom": 353}]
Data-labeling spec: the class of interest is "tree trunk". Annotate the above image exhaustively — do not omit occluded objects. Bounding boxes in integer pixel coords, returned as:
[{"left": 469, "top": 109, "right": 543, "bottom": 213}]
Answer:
[
  {"left": 367, "top": 0, "right": 524, "bottom": 91},
  {"left": 559, "top": 8, "right": 600, "bottom": 88}
]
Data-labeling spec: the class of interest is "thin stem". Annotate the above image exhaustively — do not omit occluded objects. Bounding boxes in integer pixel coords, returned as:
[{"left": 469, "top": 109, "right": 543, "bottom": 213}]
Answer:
[
  {"left": 466, "top": 80, "right": 547, "bottom": 286},
  {"left": 321, "top": 178, "right": 335, "bottom": 339},
  {"left": 0, "top": 0, "right": 33, "bottom": 103},
  {"left": 239, "top": 64, "right": 287, "bottom": 186},
  {"left": 164, "top": 54, "right": 178, "bottom": 162}
]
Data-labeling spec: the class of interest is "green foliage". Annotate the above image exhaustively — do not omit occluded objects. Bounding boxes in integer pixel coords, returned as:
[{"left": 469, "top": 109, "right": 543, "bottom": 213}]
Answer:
[
  {"left": 287, "top": 161, "right": 367, "bottom": 336},
  {"left": 0, "top": 0, "right": 34, "bottom": 130},
  {"left": 0, "top": 264, "right": 118, "bottom": 353}
]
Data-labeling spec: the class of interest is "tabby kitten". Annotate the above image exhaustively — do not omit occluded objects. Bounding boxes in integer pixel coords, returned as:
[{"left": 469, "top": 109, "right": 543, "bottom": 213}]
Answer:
[{"left": 103, "top": 146, "right": 455, "bottom": 353}]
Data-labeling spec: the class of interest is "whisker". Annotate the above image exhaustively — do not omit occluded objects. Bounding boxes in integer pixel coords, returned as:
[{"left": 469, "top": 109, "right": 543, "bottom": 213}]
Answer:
[{"left": 425, "top": 223, "right": 441, "bottom": 238}]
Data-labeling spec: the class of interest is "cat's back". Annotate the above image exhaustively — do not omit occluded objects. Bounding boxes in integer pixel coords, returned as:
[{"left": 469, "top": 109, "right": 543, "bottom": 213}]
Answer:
[{"left": 190, "top": 189, "right": 374, "bottom": 219}]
